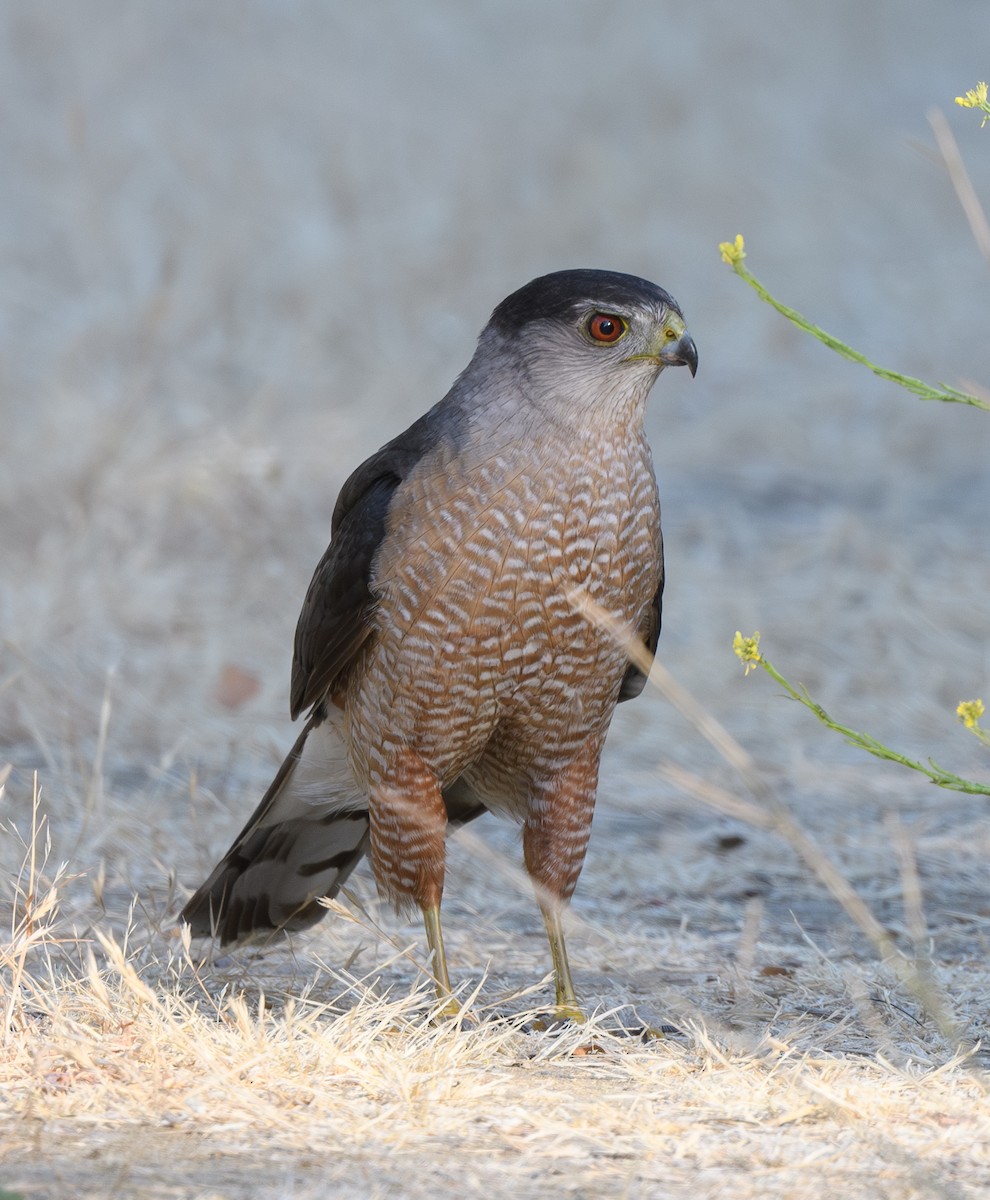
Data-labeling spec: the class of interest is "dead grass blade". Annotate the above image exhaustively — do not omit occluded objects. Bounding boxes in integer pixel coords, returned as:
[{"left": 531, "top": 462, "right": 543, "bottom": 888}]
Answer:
[{"left": 928, "top": 106, "right": 990, "bottom": 269}]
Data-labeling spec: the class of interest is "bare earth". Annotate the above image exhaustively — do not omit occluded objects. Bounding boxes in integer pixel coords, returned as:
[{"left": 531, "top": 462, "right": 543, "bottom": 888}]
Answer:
[{"left": 2, "top": 3, "right": 989, "bottom": 1197}]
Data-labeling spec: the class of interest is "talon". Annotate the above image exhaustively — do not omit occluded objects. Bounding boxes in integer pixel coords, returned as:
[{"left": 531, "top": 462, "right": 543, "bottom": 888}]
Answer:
[
  {"left": 528, "top": 1004, "right": 586, "bottom": 1032},
  {"left": 553, "top": 1003, "right": 586, "bottom": 1025},
  {"left": 431, "top": 995, "right": 462, "bottom": 1022}
]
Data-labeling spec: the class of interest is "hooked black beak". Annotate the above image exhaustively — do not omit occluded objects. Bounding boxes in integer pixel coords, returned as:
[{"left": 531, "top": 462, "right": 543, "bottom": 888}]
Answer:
[{"left": 660, "top": 332, "right": 698, "bottom": 377}]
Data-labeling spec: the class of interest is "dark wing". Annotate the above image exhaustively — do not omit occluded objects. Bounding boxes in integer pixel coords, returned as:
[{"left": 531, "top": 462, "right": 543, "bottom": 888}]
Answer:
[
  {"left": 617, "top": 571, "right": 663, "bottom": 703},
  {"left": 290, "top": 477, "right": 395, "bottom": 718},
  {"left": 289, "top": 409, "right": 446, "bottom": 720}
]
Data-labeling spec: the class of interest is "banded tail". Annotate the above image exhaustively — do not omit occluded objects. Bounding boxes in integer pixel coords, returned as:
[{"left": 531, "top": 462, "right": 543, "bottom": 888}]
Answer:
[{"left": 180, "top": 712, "right": 369, "bottom": 946}]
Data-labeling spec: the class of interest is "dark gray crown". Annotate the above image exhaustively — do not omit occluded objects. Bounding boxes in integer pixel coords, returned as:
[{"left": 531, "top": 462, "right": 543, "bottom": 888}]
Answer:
[{"left": 489, "top": 269, "right": 681, "bottom": 336}]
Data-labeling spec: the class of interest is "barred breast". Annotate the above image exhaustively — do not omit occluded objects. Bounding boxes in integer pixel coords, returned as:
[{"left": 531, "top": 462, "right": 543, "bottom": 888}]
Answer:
[{"left": 345, "top": 417, "right": 661, "bottom": 818}]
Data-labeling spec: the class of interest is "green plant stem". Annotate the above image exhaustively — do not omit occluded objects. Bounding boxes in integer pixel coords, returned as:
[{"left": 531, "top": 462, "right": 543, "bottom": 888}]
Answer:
[
  {"left": 728, "top": 258, "right": 990, "bottom": 412},
  {"left": 756, "top": 656, "right": 990, "bottom": 796}
]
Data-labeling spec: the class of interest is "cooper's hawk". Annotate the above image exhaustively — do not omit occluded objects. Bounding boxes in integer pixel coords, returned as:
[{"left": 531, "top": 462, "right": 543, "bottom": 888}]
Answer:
[{"left": 181, "top": 269, "right": 697, "bottom": 1019}]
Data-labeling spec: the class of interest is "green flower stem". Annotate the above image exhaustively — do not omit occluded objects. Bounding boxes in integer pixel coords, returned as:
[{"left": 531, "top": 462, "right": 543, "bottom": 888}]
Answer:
[
  {"left": 972, "top": 726, "right": 990, "bottom": 750},
  {"left": 725, "top": 254, "right": 990, "bottom": 412},
  {"left": 755, "top": 654, "right": 990, "bottom": 796}
]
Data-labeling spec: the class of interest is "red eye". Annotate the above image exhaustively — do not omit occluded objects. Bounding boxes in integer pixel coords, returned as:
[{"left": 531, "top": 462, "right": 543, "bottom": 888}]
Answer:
[{"left": 586, "top": 312, "right": 626, "bottom": 343}]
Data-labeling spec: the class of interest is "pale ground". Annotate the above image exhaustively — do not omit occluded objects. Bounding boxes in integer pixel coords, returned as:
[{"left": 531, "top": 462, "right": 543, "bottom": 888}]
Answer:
[{"left": 2, "top": 3, "right": 990, "bottom": 1198}]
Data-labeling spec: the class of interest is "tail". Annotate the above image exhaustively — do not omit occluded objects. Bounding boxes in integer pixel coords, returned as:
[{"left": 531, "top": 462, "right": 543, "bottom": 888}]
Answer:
[{"left": 180, "top": 710, "right": 370, "bottom": 946}]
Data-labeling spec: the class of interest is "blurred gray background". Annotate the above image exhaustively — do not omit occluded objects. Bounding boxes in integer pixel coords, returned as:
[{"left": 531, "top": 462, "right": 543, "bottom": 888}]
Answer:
[{"left": 1, "top": 2, "right": 988, "bottom": 932}]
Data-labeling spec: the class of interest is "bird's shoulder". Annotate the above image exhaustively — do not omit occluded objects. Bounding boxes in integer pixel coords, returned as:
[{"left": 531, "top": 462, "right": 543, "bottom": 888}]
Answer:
[{"left": 289, "top": 397, "right": 467, "bottom": 719}]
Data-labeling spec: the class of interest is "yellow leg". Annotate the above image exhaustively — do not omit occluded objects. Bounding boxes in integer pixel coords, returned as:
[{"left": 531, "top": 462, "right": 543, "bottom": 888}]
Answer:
[
  {"left": 540, "top": 904, "right": 585, "bottom": 1023},
  {"left": 422, "top": 904, "right": 460, "bottom": 1017}
]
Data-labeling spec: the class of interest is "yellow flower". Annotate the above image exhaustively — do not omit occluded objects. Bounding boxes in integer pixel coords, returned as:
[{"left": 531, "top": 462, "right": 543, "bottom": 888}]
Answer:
[
  {"left": 956, "top": 698, "right": 985, "bottom": 729},
  {"left": 955, "top": 81, "right": 988, "bottom": 108},
  {"left": 719, "top": 234, "right": 746, "bottom": 266},
  {"left": 955, "top": 82, "right": 990, "bottom": 125},
  {"left": 733, "top": 630, "right": 762, "bottom": 674}
]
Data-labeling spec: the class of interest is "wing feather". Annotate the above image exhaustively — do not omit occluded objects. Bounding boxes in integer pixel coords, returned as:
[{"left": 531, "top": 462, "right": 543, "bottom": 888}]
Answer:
[
  {"left": 617, "top": 570, "right": 663, "bottom": 703},
  {"left": 289, "top": 405, "right": 457, "bottom": 719}
]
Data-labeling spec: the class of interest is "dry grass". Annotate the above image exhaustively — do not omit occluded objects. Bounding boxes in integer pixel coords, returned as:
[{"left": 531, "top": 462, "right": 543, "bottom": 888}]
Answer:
[{"left": 4, "top": 729, "right": 990, "bottom": 1198}]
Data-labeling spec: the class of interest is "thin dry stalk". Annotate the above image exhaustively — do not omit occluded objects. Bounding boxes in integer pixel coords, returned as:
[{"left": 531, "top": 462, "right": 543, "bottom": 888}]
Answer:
[
  {"left": 83, "top": 668, "right": 115, "bottom": 822},
  {"left": 1, "top": 772, "right": 71, "bottom": 1039},
  {"left": 928, "top": 106, "right": 990, "bottom": 269}
]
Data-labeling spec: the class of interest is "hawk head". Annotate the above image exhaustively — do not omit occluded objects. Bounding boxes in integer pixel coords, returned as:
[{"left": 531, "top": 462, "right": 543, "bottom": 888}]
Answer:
[{"left": 488, "top": 269, "right": 698, "bottom": 395}]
